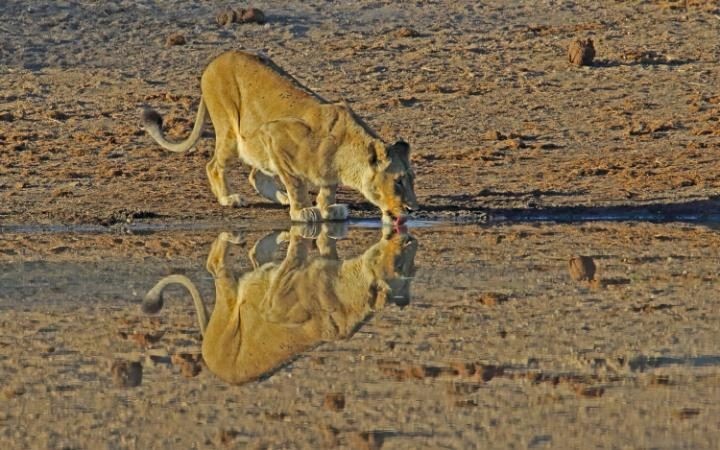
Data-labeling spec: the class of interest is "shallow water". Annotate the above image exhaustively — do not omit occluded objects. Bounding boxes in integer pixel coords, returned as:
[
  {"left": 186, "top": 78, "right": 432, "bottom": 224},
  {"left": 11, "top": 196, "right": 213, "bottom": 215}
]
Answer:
[{"left": 1, "top": 221, "right": 719, "bottom": 448}]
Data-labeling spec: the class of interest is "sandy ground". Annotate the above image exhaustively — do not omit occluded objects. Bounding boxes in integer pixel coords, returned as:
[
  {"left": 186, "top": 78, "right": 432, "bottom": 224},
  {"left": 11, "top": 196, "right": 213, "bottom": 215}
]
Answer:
[{"left": 2, "top": 0, "right": 720, "bottom": 448}]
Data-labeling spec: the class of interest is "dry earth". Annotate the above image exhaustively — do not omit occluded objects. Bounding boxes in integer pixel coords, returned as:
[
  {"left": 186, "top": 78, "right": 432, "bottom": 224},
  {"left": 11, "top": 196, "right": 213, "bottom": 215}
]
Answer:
[{"left": 1, "top": 1, "right": 720, "bottom": 449}]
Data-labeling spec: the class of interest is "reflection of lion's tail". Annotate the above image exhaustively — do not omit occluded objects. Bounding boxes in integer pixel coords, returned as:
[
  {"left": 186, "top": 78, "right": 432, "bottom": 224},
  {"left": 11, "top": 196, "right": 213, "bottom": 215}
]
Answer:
[
  {"left": 143, "top": 275, "right": 209, "bottom": 336},
  {"left": 141, "top": 98, "right": 207, "bottom": 153}
]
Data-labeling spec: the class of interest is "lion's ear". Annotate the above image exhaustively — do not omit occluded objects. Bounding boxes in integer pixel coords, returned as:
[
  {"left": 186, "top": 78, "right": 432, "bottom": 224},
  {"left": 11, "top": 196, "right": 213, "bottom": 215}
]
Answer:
[
  {"left": 391, "top": 140, "right": 410, "bottom": 159},
  {"left": 367, "top": 142, "right": 387, "bottom": 167}
]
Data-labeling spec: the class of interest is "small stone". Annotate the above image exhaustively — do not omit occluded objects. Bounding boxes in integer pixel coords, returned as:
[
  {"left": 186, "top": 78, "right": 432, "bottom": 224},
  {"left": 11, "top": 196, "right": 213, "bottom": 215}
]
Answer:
[
  {"left": 165, "top": 32, "right": 186, "bottom": 46},
  {"left": 349, "top": 431, "right": 384, "bottom": 450},
  {"left": 568, "top": 38, "right": 595, "bottom": 66},
  {"left": 238, "top": 7, "right": 266, "bottom": 24},
  {"left": 482, "top": 130, "right": 507, "bottom": 141},
  {"left": 2, "top": 384, "right": 26, "bottom": 399},
  {"left": 111, "top": 360, "right": 143, "bottom": 387},
  {"left": 477, "top": 292, "right": 508, "bottom": 306},
  {"left": 323, "top": 392, "right": 346, "bottom": 411},
  {"left": 393, "top": 26, "right": 419, "bottom": 38},
  {"left": 216, "top": 9, "right": 237, "bottom": 26},
  {"left": 568, "top": 256, "right": 597, "bottom": 282}
]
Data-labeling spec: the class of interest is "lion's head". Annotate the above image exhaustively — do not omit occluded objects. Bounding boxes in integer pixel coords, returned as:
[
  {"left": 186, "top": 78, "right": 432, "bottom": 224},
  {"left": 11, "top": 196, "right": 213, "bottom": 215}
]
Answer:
[{"left": 362, "top": 140, "right": 418, "bottom": 226}]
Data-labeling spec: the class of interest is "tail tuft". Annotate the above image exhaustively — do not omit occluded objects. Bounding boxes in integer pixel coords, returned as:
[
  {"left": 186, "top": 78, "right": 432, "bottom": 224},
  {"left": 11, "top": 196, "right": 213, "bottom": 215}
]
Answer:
[
  {"left": 141, "top": 107, "right": 163, "bottom": 130},
  {"left": 142, "top": 289, "right": 164, "bottom": 314}
]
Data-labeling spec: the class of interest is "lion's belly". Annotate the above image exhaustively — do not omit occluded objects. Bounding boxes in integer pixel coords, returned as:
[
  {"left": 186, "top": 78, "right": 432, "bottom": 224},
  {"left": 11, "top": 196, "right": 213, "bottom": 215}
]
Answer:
[{"left": 236, "top": 137, "right": 278, "bottom": 175}]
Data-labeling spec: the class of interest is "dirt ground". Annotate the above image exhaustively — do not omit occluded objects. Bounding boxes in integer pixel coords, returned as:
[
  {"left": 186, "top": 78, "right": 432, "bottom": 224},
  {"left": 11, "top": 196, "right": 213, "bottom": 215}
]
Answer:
[{"left": 2, "top": 1, "right": 720, "bottom": 448}]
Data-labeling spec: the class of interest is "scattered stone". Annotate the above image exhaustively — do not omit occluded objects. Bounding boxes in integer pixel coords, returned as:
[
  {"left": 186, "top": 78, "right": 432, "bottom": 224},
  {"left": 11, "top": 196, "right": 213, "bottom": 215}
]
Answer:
[
  {"left": 165, "top": 32, "right": 186, "bottom": 46},
  {"left": 568, "top": 38, "right": 595, "bottom": 66},
  {"left": 47, "top": 110, "right": 69, "bottom": 121},
  {"left": 2, "top": 384, "right": 26, "bottom": 399},
  {"left": 568, "top": 256, "right": 597, "bottom": 282},
  {"left": 674, "top": 408, "right": 701, "bottom": 420},
  {"left": 217, "top": 428, "right": 244, "bottom": 446},
  {"left": 482, "top": 130, "right": 507, "bottom": 141},
  {"left": 574, "top": 385, "right": 605, "bottom": 397},
  {"left": 349, "top": 431, "right": 384, "bottom": 450},
  {"left": 126, "top": 331, "right": 164, "bottom": 347},
  {"left": 216, "top": 9, "right": 238, "bottom": 26},
  {"left": 216, "top": 7, "right": 266, "bottom": 26},
  {"left": 172, "top": 353, "right": 203, "bottom": 378},
  {"left": 476, "top": 292, "right": 508, "bottom": 306},
  {"left": 323, "top": 392, "right": 346, "bottom": 411},
  {"left": 111, "top": 360, "right": 143, "bottom": 387},
  {"left": 239, "top": 7, "right": 265, "bottom": 24},
  {"left": 393, "top": 26, "right": 420, "bottom": 38},
  {"left": 317, "top": 424, "right": 339, "bottom": 447}
]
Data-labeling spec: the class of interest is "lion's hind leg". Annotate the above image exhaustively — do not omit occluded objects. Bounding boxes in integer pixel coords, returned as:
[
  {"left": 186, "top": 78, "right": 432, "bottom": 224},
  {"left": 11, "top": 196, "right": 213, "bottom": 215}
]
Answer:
[
  {"left": 248, "top": 168, "right": 290, "bottom": 205},
  {"left": 206, "top": 135, "right": 244, "bottom": 207}
]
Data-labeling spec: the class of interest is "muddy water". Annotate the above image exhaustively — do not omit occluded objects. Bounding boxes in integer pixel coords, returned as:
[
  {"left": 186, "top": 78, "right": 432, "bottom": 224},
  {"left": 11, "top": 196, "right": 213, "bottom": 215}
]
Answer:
[{"left": 1, "top": 221, "right": 719, "bottom": 449}]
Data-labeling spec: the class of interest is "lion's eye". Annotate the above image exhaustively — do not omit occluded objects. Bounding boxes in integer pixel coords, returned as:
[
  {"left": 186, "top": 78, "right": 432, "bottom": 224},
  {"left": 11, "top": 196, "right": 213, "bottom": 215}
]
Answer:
[{"left": 394, "top": 179, "right": 403, "bottom": 190}]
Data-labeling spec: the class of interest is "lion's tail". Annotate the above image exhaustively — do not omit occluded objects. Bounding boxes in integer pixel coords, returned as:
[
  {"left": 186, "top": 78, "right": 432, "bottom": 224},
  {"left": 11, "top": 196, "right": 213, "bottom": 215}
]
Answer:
[
  {"left": 141, "top": 98, "right": 207, "bottom": 153},
  {"left": 142, "top": 274, "right": 209, "bottom": 336}
]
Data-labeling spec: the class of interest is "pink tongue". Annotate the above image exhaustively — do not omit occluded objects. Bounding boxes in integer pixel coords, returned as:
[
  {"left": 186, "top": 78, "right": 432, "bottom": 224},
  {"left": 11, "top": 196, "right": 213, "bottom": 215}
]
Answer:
[{"left": 394, "top": 215, "right": 407, "bottom": 226}]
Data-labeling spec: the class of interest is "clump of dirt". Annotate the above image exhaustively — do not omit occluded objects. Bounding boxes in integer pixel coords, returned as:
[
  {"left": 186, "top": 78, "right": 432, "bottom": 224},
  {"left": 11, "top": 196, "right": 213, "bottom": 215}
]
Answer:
[
  {"left": 476, "top": 292, "right": 509, "bottom": 306},
  {"left": 568, "top": 38, "right": 595, "bottom": 66},
  {"left": 165, "top": 32, "right": 186, "bottom": 46},
  {"left": 171, "top": 353, "right": 203, "bottom": 378},
  {"left": 216, "top": 7, "right": 266, "bottom": 26},
  {"left": 323, "top": 392, "right": 346, "bottom": 411},
  {"left": 349, "top": 431, "right": 385, "bottom": 450},
  {"left": 111, "top": 360, "right": 143, "bottom": 387},
  {"left": 568, "top": 255, "right": 597, "bottom": 282},
  {"left": 392, "top": 26, "right": 420, "bottom": 38}
]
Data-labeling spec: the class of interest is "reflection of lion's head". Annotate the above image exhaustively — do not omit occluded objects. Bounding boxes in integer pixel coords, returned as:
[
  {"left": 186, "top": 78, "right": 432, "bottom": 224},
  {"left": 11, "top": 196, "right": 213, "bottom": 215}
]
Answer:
[{"left": 143, "top": 228, "right": 418, "bottom": 385}]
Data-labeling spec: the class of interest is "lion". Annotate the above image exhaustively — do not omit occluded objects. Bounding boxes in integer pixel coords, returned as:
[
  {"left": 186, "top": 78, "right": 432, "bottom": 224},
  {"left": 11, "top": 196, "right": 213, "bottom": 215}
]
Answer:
[
  {"left": 142, "top": 225, "right": 418, "bottom": 385},
  {"left": 142, "top": 50, "right": 418, "bottom": 225}
]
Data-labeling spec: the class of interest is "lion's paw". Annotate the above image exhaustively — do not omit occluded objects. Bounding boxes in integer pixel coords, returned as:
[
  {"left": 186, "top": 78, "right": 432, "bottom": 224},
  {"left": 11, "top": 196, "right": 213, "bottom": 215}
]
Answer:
[
  {"left": 219, "top": 194, "right": 244, "bottom": 207},
  {"left": 323, "top": 203, "right": 349, "bottom": 221},
  {"left": 275, "top": 191, "right": 290, "bottom": 205},
  {"left": 293, "top": 206, "right": 322, "bottom": 223}
]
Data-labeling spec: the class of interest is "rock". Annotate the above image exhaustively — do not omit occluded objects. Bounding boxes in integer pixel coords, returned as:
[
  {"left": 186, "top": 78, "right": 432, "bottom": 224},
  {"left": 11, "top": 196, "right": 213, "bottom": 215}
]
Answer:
[
  {"left": 393, "top": 26, "right": 419, "bottom": 38},
  {"left": 349, "top": 431, "right": 384, "bottom": 450},
  {"left": 238, "top": 8, "right": 265, "bottom": 24},
  {"left": 568, "top": 256, "right": 597, "bottom": 282},
  {"left": 568, "top": 38, "right": 595, "bottom": 66},
  {"left": 165, "top": 33, "right": 186, "bottom": 47},
  {"left": 216, "top": 7, "right": 266, "bottom": 26},
  {"left": 482, "top": 130, "right": 507, "bottom": 141},
  {"left": 323, "top": 392, "right": 346, "bottom": 411},
  {"left": 476, "top": 292, "right": 508, "bottom": 306},
  {"left": 216, "top": 9, "right": 238, "bottom": 26},
  {"left": 111, "top": 360, "right": 143, "bottom": 387}
]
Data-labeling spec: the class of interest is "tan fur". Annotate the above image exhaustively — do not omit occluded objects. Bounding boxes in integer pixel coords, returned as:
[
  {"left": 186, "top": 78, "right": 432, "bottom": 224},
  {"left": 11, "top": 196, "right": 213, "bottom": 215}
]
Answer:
[
  {"left": 142, "top": 50, "right": 418, "bottom": 223},
  {"left": 143, "top": 227, "right": 417, "bottom": 385}
]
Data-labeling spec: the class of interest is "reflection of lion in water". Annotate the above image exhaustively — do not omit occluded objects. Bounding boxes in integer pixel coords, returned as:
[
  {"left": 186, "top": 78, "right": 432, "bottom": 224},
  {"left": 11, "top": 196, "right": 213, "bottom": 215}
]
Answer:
[
  {"left": 143, "top": 226, "right": 417, "bottom": 385},
  {"left": 142, "top": 50, "right": 418, "bottom": 225}
]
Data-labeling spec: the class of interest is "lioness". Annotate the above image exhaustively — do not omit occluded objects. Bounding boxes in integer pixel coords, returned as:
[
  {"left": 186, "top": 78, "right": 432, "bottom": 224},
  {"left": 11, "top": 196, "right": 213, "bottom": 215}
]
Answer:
[
  {"left": 142, "top": 50, "right": 418, "bottom": 225},
  {"left": 143, "top": 226, "right": 417, "bottom": 385}
]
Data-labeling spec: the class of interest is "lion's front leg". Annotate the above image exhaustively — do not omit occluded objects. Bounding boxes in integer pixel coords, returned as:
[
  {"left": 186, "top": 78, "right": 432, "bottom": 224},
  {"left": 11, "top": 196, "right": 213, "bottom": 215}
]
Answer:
[
  {"left": 317, "top": 185, "right": 349, "bottom": 221},
  {"left": 277, "top": 173, "right": 322, "bottom": 222}
]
